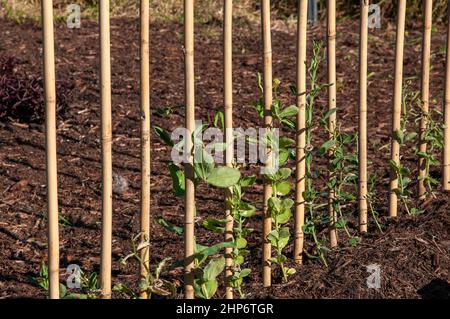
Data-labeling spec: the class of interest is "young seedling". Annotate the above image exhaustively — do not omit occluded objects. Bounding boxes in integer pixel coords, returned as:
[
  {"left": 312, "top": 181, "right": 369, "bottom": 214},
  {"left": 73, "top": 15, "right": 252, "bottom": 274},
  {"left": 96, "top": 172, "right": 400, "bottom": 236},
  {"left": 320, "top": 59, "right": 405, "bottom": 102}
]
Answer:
[
  {"left": 30, "top": 261, "right": 100, "bottom": 299},
  {"left": 118, "top": 233, "right": 176, "bottom": 298},
  {"left": 255, "top": 75, "right": 298, "bottom": 282},
  {"left": 366, "top": 174, "right": 384, "bottom": 233},
  {"left": 204, "top": 174, "right": 257, "bottom": 298},
  {"left": 154, "top": 124, "right": 240, "bottom": 298},
  {"left": 390, "top": 80, "right": 423, "bottom": 215},
  {"left": 415, "top": 106, "right": 444, "bottom": 198}
]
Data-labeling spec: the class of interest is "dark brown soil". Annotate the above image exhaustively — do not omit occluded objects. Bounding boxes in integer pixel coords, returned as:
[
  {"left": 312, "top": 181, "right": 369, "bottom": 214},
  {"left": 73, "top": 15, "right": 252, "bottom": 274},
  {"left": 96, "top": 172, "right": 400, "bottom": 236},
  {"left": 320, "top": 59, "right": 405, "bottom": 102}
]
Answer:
[{"left": 0, "top": 16, "right": 449, "bottom": 299}]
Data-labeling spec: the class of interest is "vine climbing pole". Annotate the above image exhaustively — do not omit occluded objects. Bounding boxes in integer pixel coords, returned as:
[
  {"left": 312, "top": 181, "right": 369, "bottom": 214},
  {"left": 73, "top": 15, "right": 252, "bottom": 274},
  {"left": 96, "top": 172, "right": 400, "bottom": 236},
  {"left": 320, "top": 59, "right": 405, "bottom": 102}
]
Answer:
[
  {"left": 327, "top": 0, "right": 338, "bottom": 247},
  {"left": 389, "top": 0, "right": 406, "bottom": 218},
  {"left": 294, "top": 0, "right": 308, "bottom": 264},
  {"left": 223, "top": 0, "right": 234, "bottom": 299},
  {"left": 443, "top": 5, "right": 450, "bottom": 192},
  {"left": 139, "top": 0, "right": 151, "bottom": 298},
  {"left": 358, "top": 0, "right": 368, "bottom": 233},
  {"left": 418, "top": 0, "right": 432, "bottom": 199},
  {"left": 41, "top": 0, "right": 60, "bottom": 299},
  {"left": 99, "top": 0, "right": 113, "bottom": 299},
  {"left": 261, "top": 0, "right": 273, "bottom": 287},
  {"left": 184, "top": 0, "right": 196, "bottom": 299}
]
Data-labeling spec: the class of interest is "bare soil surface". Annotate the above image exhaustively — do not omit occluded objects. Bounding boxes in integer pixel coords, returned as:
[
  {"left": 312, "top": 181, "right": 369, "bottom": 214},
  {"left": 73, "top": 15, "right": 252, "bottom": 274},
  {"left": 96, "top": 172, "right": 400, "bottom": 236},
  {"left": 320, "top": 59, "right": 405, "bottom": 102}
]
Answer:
[{"left": 0, "top": 17, "right": 449, "bottom": 299}]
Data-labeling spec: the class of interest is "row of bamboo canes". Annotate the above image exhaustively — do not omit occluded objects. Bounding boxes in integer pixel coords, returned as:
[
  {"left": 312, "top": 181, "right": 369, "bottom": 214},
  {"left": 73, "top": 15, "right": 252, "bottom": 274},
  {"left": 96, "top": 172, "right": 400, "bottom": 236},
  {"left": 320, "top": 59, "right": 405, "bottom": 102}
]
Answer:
[{"left": 41, "top": 0, "right": 450, "bottom": 299}]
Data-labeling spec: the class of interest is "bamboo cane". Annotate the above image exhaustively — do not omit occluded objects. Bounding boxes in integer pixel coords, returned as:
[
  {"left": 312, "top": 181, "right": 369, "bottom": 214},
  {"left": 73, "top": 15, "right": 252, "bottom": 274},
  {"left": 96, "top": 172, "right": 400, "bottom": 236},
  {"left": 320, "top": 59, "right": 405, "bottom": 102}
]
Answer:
[
  {"left": 418, "top": 0, "right": 432, "bottom": 199},
  {"left": 389, "top": 0, "right": 406, "bottom": 217},
  {"left": 261, "top": 0, "right": 273, "bottom": 287},
  {"left": 224, "top": 0, "right": 234, "bottom": 299},
  {"left": 294, "top": 0, "right": 308, "bottom": 264},
  {"left": 42, "top": 0, "right": 60, "bottom": 299},
  {"left": 99, "top": 0, "right": 113, "bottom": 299},
  {"left": 327, "top": 0, "right": 338, "bottom": 247},
  {"left": 139, "top": 0, "right": 151, "bottom": 299},
  {"left": 184, "top": 0, "right": 195, "bottom": 299},
  {"left": 443, "top": 6, "right": 450, "bottom": 192},
  {"left": 359, "top": 0, "right": 368, "bottom": 233}
]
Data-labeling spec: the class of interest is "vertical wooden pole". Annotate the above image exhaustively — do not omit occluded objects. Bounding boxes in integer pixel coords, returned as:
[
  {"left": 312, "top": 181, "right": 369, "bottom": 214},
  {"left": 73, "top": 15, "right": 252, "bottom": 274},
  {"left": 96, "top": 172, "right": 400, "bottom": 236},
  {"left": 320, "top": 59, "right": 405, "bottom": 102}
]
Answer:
[
  {"left": 224, "top": 0, "right": 234, "bottom": 299},
  {"left": 358, "top": 0, "right": 368, "bottom": 233},
  {"left": 99, "top": 0, "right": 113, "bottom": 299},
  {"left": 443, "top": 5, "right": 450, "bottom": 192},
  {"left": 139, "top": 0, "right": 151, "bottom": 298},
  {"left": 184, "top": 0, "right": 195, "bottom": 299},
  {"left": 294, "top": 0, "right": 308, "bottom": 264},
  {"left": 261, "top": 0, "right": 273, "bottom": 287},
  {"left": 327, "top": 0, "right": 338, "bottom": 247},
  {"left": 418, "top": 0, "right": 432, "bottom": 199},
  {"left": 389, "top": 0, "right": 406, "bottom": 217},
  {"left": 42, "top": 0, "right": 60, "bottom": 300}
]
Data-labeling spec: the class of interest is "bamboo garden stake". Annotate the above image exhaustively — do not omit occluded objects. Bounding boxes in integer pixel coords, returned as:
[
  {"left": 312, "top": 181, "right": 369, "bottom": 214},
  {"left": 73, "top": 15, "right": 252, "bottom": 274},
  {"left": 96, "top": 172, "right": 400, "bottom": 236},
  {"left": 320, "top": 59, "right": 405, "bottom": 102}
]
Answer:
[
  {"left": 418, "top": 0, "right": 432, "bottom": 199},
  {"left": 294, "top": 0, "right": 308, "bottom": 264},
  {"left": 261, "top": 0, "right": 273, "bottom": 287},
  {"left": 443, "top": 6, "right": 450, "bottom": 192},
  {"left": 389, "top": 0, "right": 406, "bottom": 217},
  {"left": 223, "top": 0, "right": 234, "bottom": 299},
  {"left": 327, "top": 0, "right": 338, "bottom": 247},
  {"left": 139, "top": 0, "right": 151, "bottom": 298},
  {"left": 358, "top": 0, "right": 368, "bottom": 233},
  {"left": 99, "top": 0, "right": 113, "bottom": 299},
  {"left": 42, "top": 0, "right": 60, "bottom": 299},
  {"left": 184, "top": 0, "right": 196, "bottom": 299}
]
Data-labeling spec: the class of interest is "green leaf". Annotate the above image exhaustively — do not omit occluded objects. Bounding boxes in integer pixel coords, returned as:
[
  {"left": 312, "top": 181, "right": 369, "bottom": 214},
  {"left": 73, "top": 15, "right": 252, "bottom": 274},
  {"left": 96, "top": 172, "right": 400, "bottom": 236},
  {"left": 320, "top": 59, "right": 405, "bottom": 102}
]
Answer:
[
  {"left": 268, "top": 197, "right": 282, "bottom": 213},
  {"left": 393, "top": 129, "right": 405, "bottom": 144},
  {"left": 277, "top": 168, "right": 292, "bottom": 180},
  {"left": 195, "top": 242, "right": 236, "bottom": 265},
  {"left": 322, "top": 108, "right": 337, "bottom": 120},
  {"left": 59, "top": 283, "right": 67, "bottom": 299},
  {"left": 278, "top": 227, "right": 290, "bottom": 250},
  {"left": 193, "top": 149, "right": 215, "bottom": 180},
  {"left": 274, "top": 208, "right": 292, "bottom": 224},
  {"left": 267, "top": 230, "right": 279, "bottom": 246},
  {"left": 203, "top": 257, "right": 225, "bottom": 281},
  {"left": 154, "top": 126, "right": 174, "bottom": 146},
  {"left": 265, "top": 168, "right": 292, "bottom": 182},
  {"left": 157, "top": 217, "right": 184, "bottom": 235},
  {"left": 279, "top": 137, "right": 295, "bottom": 148},
  {"left": 279, "top": 105, "right": 299, "bottom": 119},
  {"left": 201, "top": 279, "right": 218, "bottom": 299},
  {"left": 271, "top": 101, "right": 281, "bottom": 118},
  {"left": 238, "top": 202, "right": 256, "bottom": 218},
  {"left": 168, "top": 163, "right": 185, "bottom": 197},
  {"left": 335, "top": 219, "right": 346, "bottom": 229},
  {"left": 278, "top": 149, "right": 291, "bottom": 166},
  {"left": 254, "top": 97, "right": 264, "bottom": 118},
  {"left": 236, "top": 237, "right": 247, "bottom": 249},
  {"left": 234, "top": 255, "right": 244, "bottom": 265},
  {"left": 239, "top": 268, "right": 251, "bottom": 278},
  {"left": 239, "top": 175, "right": 256, "bottom": 187},
  {"left": 274, "top": 181, "right": 291, "bottom": 196},
  {"left": 318, "top": 140, "right": 337, "bottom": 155},
  {"left": 214, "top": 111, "right": 224, "bottom": 129},
  {"left": 206, "top": 167, "right": 241, "bottom": 188},
  {"left": 202, "top": 218, "right": 226, "bottom": 233},
  {"left": 410, "top": 207, "right": 424, "bottom": 216},
  {"left": 389, "top": 160, "right": 401, "bottom": 174},
  {"left": 286, "top": 268, "right": 296, "bottom": 275},
  {"left": 282, "top": 198, "right": 294, "bottom": 209},
  {"left": 348, "top": 236, "right": 361, "bottom": 247},
  {"left": 277, "top": 254, "right": 287, "bottom": 264}
]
